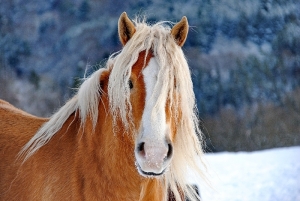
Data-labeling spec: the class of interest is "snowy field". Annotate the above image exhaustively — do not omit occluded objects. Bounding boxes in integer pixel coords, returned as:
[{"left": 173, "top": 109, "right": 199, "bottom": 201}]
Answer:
[{"left": 189, "top": 146, "right": 300, "bottom": 201}]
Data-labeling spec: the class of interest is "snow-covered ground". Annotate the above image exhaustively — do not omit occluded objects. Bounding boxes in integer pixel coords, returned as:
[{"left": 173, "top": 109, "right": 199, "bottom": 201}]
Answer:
[{"left": 190, "top": 146, "right": 300, "bottom": 201}]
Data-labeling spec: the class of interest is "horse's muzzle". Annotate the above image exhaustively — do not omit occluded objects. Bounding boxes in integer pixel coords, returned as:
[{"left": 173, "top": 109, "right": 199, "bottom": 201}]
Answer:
[{"left": 135, "top": 141, "right": 173, "bottom": 177}]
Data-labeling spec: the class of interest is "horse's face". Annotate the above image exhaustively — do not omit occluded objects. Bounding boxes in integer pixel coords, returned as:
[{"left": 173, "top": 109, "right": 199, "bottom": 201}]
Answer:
[
  {"left": 129, "top": 51, "right": 175, "bottom": 177},
  {"left": 117, "top": 12, "right": 189, "bottom": 177}
]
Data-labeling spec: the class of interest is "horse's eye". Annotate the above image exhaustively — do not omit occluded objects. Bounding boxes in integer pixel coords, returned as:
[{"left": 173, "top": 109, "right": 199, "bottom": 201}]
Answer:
[{"left": 129, "top": 79, "right": 133, "bottom": 89}]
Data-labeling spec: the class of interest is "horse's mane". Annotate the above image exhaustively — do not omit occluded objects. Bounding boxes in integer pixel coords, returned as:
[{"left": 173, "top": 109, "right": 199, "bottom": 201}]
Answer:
[{"left": 20, "top": 18, "right": 205, "bottom": 201}]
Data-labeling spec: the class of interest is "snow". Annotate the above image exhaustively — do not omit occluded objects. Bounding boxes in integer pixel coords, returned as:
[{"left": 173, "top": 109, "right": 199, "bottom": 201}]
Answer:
[{"left": 189, "top": 146, "right": 300, "bottom": 201}]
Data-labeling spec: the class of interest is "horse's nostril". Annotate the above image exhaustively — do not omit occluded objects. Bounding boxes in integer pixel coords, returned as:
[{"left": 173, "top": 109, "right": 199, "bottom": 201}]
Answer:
[
  {"left": 137, "top": 142, "right": 145, "bottom": 157},
  {"left": 166, "top": 143, "right": 173, "bottom": 159},
  {"left": 138, "top": 142, "right": 145, "bottom": 151}
]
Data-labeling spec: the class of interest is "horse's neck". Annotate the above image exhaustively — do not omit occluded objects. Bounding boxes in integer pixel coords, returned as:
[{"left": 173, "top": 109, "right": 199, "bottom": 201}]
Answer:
[
  {"left": 139, "top": 179, "right": 166, "bottom": 201},
  {"left": 72, "top": 115, "right": 141, "bottom": 200},
  {"left": 72, "top": 116, "right": 166, "bottom": 200}
]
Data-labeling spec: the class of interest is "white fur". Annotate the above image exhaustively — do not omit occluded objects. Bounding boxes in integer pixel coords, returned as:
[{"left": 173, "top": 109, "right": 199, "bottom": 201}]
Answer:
[{"left": 141, "top": 58, "right": 167, "bottom": 142}]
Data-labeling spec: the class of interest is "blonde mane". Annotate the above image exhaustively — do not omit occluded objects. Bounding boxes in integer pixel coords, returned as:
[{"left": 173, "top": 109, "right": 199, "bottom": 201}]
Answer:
[
  {"left": 20, "top": 19, "right": 205, "bottom": 201},
  {"left": 108, "top": 20, "right": 205, "bottom": 200}
]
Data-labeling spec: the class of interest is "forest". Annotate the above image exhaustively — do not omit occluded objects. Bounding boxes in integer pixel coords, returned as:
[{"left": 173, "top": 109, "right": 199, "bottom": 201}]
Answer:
[{"left": 1, "top": 0, "right": 299, "bottom": 151}]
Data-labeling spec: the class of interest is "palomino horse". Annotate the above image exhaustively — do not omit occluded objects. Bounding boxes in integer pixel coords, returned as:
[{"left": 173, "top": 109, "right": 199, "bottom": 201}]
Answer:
[{"left": 0, "top": 12, "right": 204, "bottom": 201}]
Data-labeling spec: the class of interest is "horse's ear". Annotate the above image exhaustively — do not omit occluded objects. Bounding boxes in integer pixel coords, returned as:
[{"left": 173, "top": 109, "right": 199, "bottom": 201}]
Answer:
[
  {"left": 118, "top": 12, "right": 136, "bottom": 46},
  {"left": 99, "top": 70, "right": 110, "bottom": 93},
  {"left": 171, "top": 16, "right": 189, "bottom": 47}
]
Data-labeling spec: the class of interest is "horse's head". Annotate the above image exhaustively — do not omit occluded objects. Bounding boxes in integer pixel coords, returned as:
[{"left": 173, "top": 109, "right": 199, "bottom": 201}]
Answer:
[{"left": 107, "top": 12, "right": 190, "bottom": 177}]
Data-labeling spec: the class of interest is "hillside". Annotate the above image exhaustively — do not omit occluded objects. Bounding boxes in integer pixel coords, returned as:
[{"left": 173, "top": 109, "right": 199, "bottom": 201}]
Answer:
[{"left": 1, "top": 0, "right": 299, "bottom": 151}]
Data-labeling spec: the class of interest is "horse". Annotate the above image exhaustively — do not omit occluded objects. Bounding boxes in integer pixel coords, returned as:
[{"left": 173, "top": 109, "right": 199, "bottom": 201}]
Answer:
[{"left": 0, "top": 12, "right": 205, "bottom": 201}]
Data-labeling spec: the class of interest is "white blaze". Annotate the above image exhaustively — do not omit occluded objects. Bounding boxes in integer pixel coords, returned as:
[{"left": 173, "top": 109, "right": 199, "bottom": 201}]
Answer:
[
  {"left": 141, "top": 57, "right": 167, "bottom": 144},
  {"left": 135, "top": 57, "right": 172, "bottom": 175}
]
